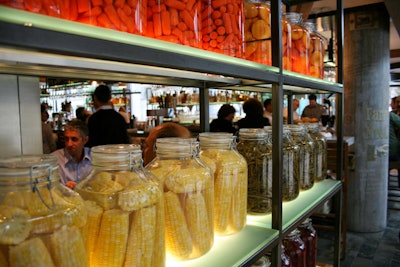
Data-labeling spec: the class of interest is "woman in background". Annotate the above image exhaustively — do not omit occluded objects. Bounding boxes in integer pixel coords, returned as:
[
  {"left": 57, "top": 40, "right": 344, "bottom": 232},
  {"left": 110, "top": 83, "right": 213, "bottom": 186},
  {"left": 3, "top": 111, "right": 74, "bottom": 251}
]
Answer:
[{"left": 210, "top": 104, "right": 237, "bottom": 134}]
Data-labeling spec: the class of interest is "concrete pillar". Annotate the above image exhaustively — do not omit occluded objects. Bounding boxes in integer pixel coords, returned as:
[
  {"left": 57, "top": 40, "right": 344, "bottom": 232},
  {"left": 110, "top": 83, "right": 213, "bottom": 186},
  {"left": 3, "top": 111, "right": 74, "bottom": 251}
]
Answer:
[{"left": 344, "top": 4, "right": 390, "bottom": 232}]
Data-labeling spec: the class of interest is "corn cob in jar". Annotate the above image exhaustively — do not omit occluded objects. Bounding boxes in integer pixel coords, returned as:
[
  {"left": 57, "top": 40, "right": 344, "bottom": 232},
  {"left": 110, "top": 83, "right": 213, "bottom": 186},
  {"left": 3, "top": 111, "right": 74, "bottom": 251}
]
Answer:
[
  {"left": 75, "top": 144, "right": 164, "bottom": 267},
  {"left": 0, "top": 155, "right": 88, "bottom": 267},
  {"left": 145, "top": 137, "right": 214, "bottom": 261}
]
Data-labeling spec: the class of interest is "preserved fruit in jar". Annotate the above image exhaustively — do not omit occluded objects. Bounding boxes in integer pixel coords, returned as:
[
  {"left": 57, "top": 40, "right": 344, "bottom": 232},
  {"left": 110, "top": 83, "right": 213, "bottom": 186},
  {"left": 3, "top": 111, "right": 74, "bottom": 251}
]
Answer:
[
  {"left": 145, "top": 137, "right": 214, "bottom": 260},
  {"left": 199, "top": 132, "right": 248, "bottom": 235},
  {"left": 283, "top": 229, "right": 306, "bottom": 267},
  {"left": 284, "top": 12, "right": 310, "bottom": 75},
  {"left": 0, "top": 155, "right": 88, "bottom": 267},
  {"left": 237, "top": 128, "right": 272, "bottom": 214},
  {"left": 288, "top": 124, "right": 315, "bottom": 190},
  {"left": 146, "top": 0, "right": 202, "bottom": 48},
  {"left": 306, "top": 122, "right": 327, "bottom": 181},
  {"left": 304, "top": 22, "right": 326, "bottom": 79},
  {"left": 299, "top": 218, "right": 317, "bottom": 267},
  {"left": 202, "top": 0, "right": 244, "bottom": 57},
  {"left": 75, "top": 144, "right": 164, "bottom": 267}
]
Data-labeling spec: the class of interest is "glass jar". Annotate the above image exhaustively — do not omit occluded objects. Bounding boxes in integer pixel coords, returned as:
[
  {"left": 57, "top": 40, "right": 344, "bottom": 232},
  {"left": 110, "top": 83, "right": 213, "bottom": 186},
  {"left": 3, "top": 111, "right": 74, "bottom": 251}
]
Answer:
[
  {"left": 281, "top": 244, "right": 292, "bottom": 267},
  {"left": 75, "top": 144, "right": 163, "bottom": 267},
  {"left": 0, "top": 155, "right": 88, "bottom": 266},
  {"left": 145, "top": 137, "right": 214, "bottom": 260},
  {"left": 251, "top": 255, "right": 271, "bottom": 267},
  {"left": 284, "top": 12, "right": 310, "bottom": 75},
  {"left": 199, "top": 132, "right": 248, "bottom": 236},
  {"left": 306, "top": 122, "right": 327, "bottom": 181},
  {"left": 237, "top": 128, "right": 272, "bottom": 214},
  {"left": 299, "top": 218, "right": 317, "bottom": 267},
  {"left": 202, "top": 0, "right": 244, "bottom": 58},
  {"left": 146, "top": 0, "right": 201, "bottom": 48},
  {"left": 304, "top": 22, "right": 326, "bottom": 79},
  {"left": 282, "top": 10, "right": 292, "bottom": 71},
  {"left": 288, "top": 124, "right": 315, "bottom": 190},
  {"left": 283, "top": 229, "right": 306, "bottom": 267}
]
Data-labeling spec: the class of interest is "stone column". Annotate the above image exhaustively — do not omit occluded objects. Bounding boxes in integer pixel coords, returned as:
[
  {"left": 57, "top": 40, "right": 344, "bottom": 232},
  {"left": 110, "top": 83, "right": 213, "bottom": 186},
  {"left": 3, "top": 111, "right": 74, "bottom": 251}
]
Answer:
[{"left": 344, "top": 4, "right": 390, "bottom": 232}]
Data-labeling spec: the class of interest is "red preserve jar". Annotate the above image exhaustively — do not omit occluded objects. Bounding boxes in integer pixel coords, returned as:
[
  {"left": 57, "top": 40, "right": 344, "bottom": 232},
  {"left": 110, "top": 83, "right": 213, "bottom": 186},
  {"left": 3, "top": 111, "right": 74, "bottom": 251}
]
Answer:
[
  {"left": 298, "top": 218, "right": 317, "bottom": 267},
  {"left": 283, "top": 229, "right": 306, "bottom": 267},
  {"left": 281, "top": 244, "right": 292, "bottom": 267}
]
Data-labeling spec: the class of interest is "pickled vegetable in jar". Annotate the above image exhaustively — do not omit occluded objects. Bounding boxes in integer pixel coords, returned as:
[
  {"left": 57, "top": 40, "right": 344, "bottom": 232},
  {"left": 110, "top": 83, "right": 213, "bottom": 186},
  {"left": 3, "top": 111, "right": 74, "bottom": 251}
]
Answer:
[
  {"left": 199, "top": 132, "right": 248, "bottom": 236},
  {"left": 298, "top": 218, "right": 317, "bottom": 267},
  {"left": 283, "top": 229, "right": 306, "bottom": 267},
  {"left": 306, "top": 122, "right": 327, "bottom": 181},
  {"left": 288, "top": 124, "right": 315, "bottom": 190},
  {"left": 237, "top": 128, "right": 272, "bottom": 214},
  {"left": 145, "top": 137, "right": 214, "bottom": 260},
  {"left": 303, "top": 22, "right": 326, "bottom": 79},
  {"left": 0, "top": 155, "right": 88, "bottom": 267},
  {"left": 202, "top": 0, "right": 244, "bottom": 57},
  {"left": 75, "top": 144, "right": 164, "bottom": 267},
  {"left": 284, "top": 12, "right": 310, "bottom": 75},
  {"left": 146, "top": 0, "right": 202, "bottom": 48}
]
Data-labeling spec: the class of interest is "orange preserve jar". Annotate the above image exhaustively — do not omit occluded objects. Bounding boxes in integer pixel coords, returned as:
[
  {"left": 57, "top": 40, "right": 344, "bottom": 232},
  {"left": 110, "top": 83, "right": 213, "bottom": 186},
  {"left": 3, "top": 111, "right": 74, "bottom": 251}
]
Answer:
[
  {"left": 284, "top": 12, "right": 310, "bottom": 75},
  {"left": 145, "top": 137, "right": 214, "bottom": 260},
  {"left": 146, "top": 0, "right": 202, "bottom": 48},
  {"left": 0, "top": 1, "right": 147, "bottom": 35},
  {"left": 201, "top": 0, "right": 244, "bottom": 57},
  {"left": 0, "top": 155, "right": 88, "bottom": 267},
  {"left": 75, "top": 144, "right": 164, "bottom": 267},
  {"left": 304, "top": 22, "right": 326, "bottom": 79},
  {"left": 199, "top": 132, "right": 248, "bottom": 236}
]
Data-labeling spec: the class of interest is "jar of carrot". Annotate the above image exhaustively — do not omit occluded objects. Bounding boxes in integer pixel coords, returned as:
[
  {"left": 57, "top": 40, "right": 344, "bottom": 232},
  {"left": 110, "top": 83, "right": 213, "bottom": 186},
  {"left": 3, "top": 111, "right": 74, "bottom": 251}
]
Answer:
[
  {"left": 284, "top": 12, "right": 310, "bottom": 75},
  {"left": 304, "top": 21, "right": 327, "bottom": 79},
  {"left": 146, "top": 0, "right": 202, "bottom": 48},
  {"left": 201, "top": 0, "right": 244, "bottom": 57}
]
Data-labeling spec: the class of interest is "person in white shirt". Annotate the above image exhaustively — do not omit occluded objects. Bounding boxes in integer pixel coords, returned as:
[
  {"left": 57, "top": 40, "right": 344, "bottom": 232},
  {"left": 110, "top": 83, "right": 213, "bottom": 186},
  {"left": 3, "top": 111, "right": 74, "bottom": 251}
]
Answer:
[
  {"left": 263, "top": 98, "right": 273, "bottom": 125},
  {"left": 283, "top": 98, "right": 300, "bottom": 122}
]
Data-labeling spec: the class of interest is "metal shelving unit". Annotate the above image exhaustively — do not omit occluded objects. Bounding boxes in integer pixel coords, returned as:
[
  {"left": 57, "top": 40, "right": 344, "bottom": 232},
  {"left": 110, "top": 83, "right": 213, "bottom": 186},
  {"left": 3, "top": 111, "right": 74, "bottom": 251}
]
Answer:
[{"left": 0, "top": 2, "right": 344, "bottom": 265}]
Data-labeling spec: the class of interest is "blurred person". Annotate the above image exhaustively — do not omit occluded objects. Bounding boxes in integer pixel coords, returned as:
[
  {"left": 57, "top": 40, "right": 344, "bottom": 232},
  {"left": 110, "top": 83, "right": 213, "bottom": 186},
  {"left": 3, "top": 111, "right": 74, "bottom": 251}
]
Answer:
[
  {"left": 52, "top": 119, "right": 91, "bottom": 189},
  {"left": 75, "top": 107, "right": 91, "bottom": 123},
  {"left": 41, "top": 104, "right": 57, "bottom": 154},
  {"left": 237, "top": 98, "right": 270, "bottom": 129},
  {"left": 391, "top": 96, "right": 400, "bottom": 115},
  {"left": 283, "top": 98, "right": 300, "bottom": 122},
  {"left": 301, "top": 94, "right": 327, "bottom": 121},
  {"left": 263, "top": 98, "right": 273, "bottom": 124},
  {"left": 143, "top": 122, "right": 192, "bottom": 166},
  {"left": 118, "top": 106, "right": 130, "bottom": 125},
  {"left": 86, "top": 84, "right": 129, "bottom": 147},
  {"left": 210, "top": 104, "right": 237, "bottom": 134}
]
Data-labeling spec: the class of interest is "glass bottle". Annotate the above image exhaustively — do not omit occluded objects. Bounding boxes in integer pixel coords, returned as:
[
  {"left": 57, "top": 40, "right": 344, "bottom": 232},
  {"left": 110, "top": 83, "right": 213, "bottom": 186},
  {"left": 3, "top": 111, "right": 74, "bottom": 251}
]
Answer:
[
  {"left": 306, "top": 122, "right": 327, "bottom": 181},
  {"left": 304, "top": 21, "right": 326, "bottom": 79},
  {"left": 0, "top": 155, "right": 88, "bottom": 266},
  {"left": 298, "top": 218, "right": 317, "bottom": 267},
  {"left": 237, "top": 128, "right": 272, "bottom": 214},
  {"left": 202, "top": 0, "right": 244, "bottom": 58},
  {"left": 199, "top": 132, "right": 248, "bottom": 236},
  {"left": 145, "top": 137, "right": 214, "bottom": 260},
  {"left": 281, "top": 244, "right": 292, "bottom": 267},
  {"left": 288, "top": 124, "right": 315, "bottom": 190},
  {"left": 146, "top": 0, "right": 201, "bottom": 48},
  {"left": 283, "top": 229, "right": 306, "bottom": 267},
  {"left": 284, "top": 12, "right": 310, "bottom": 75},
  {"left": 75, "top": 144, "right": 164, "bottom": 267}
]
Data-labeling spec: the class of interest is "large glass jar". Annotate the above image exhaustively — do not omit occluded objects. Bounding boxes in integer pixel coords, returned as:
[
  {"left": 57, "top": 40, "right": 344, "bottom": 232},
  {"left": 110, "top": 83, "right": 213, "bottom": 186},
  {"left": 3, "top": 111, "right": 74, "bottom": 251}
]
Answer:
[
  {"left": 304, "top": 22, "right": 326, "bottom": 79},
  {"left": 288, "top": 124, "right": 315, "bottom": 190},
  {"left": 198, "top": 132, "right": 248, "bottom": 236},
  {"left": 0, "top": 155, "right": 88, "bottom": 267},
  {"left": 237, "top": 128, "right": 272, "bottom": 214},
  {"left": 202, "top": 0, "right": 244, "bottom": 57},
  {"left": 75, "top": 144, "right": 163, "bottom": 267},
  {"left": 145, "top": 137, "right": 214, "bottom": 260},
  {"left": 284, "top": 12, "right": 310, "bottom": 75},
  {"left": 306, "top": 122, "right": 327, "bottom": 181},
  {"left": 283, "top": 229, "right": 306, "bottom": 267},
  {"left": 298, "top": 218, "right": 317, "bottom": 267},
  {"left": 146, "top": 0, "right": 201, "bottom": 48}
]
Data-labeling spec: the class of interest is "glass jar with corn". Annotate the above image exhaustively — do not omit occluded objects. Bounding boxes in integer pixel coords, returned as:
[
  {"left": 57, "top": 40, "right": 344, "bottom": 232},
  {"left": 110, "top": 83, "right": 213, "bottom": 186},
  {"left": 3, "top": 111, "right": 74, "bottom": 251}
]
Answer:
[
  {"left": 75, "top": 144, "right": 164, "bottom": 267},
  {"left": 145, "top": 137, "right": 214, "bottom": 261},
  {"left": 199, "top": 132, "right": 248, "bottom": 236},
  {"left": 0, "top": 154, "right": 88, "bottom": 267}
]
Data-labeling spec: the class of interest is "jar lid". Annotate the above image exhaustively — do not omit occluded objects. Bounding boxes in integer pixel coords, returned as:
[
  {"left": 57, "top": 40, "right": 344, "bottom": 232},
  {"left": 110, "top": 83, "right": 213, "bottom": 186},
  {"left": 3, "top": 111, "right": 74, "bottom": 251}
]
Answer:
[
  {"left": 239, "top": 128, "right": 267, "bottom": 139},
  {"left": 283, "top": 12, "right": 302, "bottom": 24},
  {"left": 156, "top": 137, "right": 198, "bottom": 155},
  {"left": 199, "top": 132, "right": 234, "bottom": 148},
  {"left": 91, "top": 144, "right": 142, "bottom": 167}
]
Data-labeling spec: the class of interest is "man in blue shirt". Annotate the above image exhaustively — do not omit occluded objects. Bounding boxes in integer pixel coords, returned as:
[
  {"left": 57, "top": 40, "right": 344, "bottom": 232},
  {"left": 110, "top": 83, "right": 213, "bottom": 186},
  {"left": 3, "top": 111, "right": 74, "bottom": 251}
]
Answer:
[{"left": 52, "top": 119, "right": 91, "bottom": 189}]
